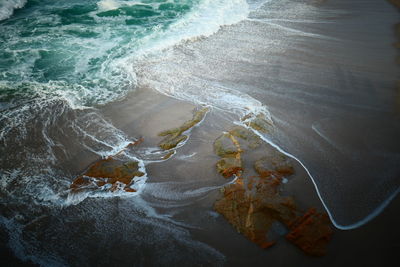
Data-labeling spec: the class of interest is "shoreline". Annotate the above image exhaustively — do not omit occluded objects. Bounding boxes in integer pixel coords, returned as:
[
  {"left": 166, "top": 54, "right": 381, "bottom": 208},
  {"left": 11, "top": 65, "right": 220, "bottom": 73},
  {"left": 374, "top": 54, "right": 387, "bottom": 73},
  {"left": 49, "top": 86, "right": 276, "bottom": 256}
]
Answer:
[{"left": 1, "top": 0, "right": 400, "bottom": 265}]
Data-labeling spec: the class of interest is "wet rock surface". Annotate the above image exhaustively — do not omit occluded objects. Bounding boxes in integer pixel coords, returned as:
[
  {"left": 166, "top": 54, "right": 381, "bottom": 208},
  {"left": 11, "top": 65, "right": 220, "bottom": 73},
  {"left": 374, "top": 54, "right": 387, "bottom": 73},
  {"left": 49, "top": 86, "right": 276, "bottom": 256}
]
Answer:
[
  {"left": 70, "top": 157, "right": 144, "bottom": 193},
  {"left": 286, "top": 208, "right": 333, "bottom": 257},
  {"left": 68, "top": 108, "right": 332, "bottom": 258},
  {"left": 158, "top": 107, "right": 209, "bottom": 150},
  {"left": 213, "top": 124, "right": 333, "bottom": 256}
]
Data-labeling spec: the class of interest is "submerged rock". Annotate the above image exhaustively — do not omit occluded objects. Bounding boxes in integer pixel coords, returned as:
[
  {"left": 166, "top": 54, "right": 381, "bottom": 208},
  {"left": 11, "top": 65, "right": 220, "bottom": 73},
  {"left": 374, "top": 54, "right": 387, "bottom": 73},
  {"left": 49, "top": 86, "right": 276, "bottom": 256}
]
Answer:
[
  {"left": 70, "top": 157, "right": 144, "bottom": 193},
  {"left": 214, "top": 131, "right": 243, "bottom": 178},
  {"left": 216, "top": 157, "right": 242, "bottom": 178},
  {"left": 214, "top": 133, "right": 240, "bottom": 158},
  {"left": 213, "top": 125, "right": 332, "bottom": 256},
  {"left": 254, "top": 155, "right": 294, "bottom": 178},
  {"left": 158, "top": 107, "right": 209, "bottom": 150},
  {"left": 214, "top": 175, "right": 297, "bottom": 248},
  {"left": 286, "top": 208, "right": 333, "bottom": 256},
  {"left": 242, "top": 114, "right": 272, "bottom": 133},
  {"left": 229, "top": 126, "right": 261, "bottom": 149}
]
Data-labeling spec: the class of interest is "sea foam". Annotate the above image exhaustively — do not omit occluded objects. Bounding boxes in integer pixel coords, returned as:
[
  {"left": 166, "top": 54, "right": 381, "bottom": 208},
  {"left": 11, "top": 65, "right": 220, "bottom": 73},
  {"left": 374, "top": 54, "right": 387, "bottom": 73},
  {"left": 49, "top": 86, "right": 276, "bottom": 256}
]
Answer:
[{"left": 0, "top": 0, "right": 26, "bottom": 21}]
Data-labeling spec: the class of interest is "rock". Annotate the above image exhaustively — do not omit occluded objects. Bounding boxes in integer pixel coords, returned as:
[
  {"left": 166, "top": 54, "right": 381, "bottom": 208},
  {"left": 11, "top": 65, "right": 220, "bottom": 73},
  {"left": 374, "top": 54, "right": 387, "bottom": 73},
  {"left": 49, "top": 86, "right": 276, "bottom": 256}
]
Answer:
[
  {"left": 215, "top": 175, "right": 297, "bottom": 249},
  {"left": 70, "top": 157, "right": 144, "bottom": 193},
  {"left": 216, "top": 157, "right": 243, "bottom": 178},
  {"left": 214, "top": 131, "right": 243, "bottom": 178},
  {"left": 159, "top": 135, "right": 188, "bottom": 150},
  {"left": 229, "top": 126, "right": 261, "bottom": 149},
  {"left": 254, "top": 155, "right": 294, "bottom": 178},
  {"left": 213, "top": 125, "right": 332, "bottom": 256},
  {"left": 158, "top": 107, "right": 209, "bottom": 150},
  {"left": 162, "top": 150, "right": 175, "bottom": 160},
  {"left": 214, "top": 133, "right": 240, "bottom": 158},
  {"left": 243, "top": 114, "right": 272, "bottom": 133},
  {"left": 286, "top": 208, "right": 333, "bottom": 256}
]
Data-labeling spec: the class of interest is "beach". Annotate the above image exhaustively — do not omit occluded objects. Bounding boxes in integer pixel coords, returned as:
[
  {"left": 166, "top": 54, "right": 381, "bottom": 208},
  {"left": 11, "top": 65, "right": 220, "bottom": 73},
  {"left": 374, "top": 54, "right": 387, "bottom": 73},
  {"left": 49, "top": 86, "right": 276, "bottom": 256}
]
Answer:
[{"left": 1, "top": 0, "right": 399, "bottom": 266}]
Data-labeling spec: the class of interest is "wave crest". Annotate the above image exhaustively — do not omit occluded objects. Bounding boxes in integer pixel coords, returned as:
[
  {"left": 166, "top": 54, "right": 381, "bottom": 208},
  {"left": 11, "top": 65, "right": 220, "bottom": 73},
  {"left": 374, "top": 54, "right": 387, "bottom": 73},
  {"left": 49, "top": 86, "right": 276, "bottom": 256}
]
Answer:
[{"left": 0, "top": 0, "right": 27, "bottom": 21}]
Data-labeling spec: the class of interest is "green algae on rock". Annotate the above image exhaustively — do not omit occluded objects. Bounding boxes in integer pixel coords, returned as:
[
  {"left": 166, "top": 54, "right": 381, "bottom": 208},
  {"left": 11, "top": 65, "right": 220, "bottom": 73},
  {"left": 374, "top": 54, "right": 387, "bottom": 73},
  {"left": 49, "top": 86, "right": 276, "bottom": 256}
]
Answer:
[
  {"left": 214, "top": 130, "right": 243, "bottom": 178},
  {"left": 214, "top": 133, "right": 241, "bottom": 158},
  {"left": 158, "top": 107, "right": 209, "bottom": 150},
  {"left": 242, "top": 113, "right": 272, "bottom": 133},
  {"left": 229, "top": 126, "right": 261, "bottom": 149}
]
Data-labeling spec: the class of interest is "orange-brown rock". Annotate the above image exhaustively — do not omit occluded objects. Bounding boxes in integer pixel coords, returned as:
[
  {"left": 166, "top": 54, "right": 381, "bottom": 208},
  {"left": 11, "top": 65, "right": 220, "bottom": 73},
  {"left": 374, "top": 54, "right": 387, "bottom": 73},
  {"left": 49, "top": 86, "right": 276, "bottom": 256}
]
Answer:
[
  {"left": 216, "top": 157, "right": 243, "bottom": 178},
  {"left": 70, "top": 157, "right": 144, "bottom": 193},
  {"left": 286, "top": 208, "right": 333, "bottom": 256},
  {"left": 214, "top": 175, "right": 297, "bottom": 249},
  {"left": 213, "top": 125, "right": 333, "bottom": 256},
  {"left": 254, "top": 156, "right": 294, "bottom": 178}
]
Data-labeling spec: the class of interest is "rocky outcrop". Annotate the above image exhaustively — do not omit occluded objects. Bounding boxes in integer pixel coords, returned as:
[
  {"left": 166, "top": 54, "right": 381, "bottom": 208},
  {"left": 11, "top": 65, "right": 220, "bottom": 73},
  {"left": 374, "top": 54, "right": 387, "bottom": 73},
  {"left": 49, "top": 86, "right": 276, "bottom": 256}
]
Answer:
[
  {"left": 214, "top": 132, "right": 243, "bottom": 178},
  {"left": 242, "top": 113, "right": 272, "bottom": 133},
  {"left": 158, "top": 107, "right": 209, "bottom": 150},
  {"left": 286, "top": 208, "right": 332, "bottom": 256},
  {"left": 70, "top": 157, "right": 144, "bottom": 193},
  {"left": 213, "top": 124, "right": 332, "bottom": 256},
  {"left": 70, "top": 139, "right": 144, "bottom": 193},
  {"left": 214, "top": 175, "right": 297, "bottom": 248}
]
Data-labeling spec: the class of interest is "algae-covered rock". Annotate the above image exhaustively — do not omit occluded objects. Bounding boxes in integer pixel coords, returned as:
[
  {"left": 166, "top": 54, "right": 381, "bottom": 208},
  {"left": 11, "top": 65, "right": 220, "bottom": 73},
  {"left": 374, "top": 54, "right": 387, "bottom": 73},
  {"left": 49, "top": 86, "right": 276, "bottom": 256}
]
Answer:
[
  {"left": 158, "top": 107, "right": 209, "bottom": 150},
  {"left": 159, "top": 135, "right": 188, "bottom": 150},
  {"left": 214, "top": 131, "right": 243, "bottom": 178},
  {"left": 162, "top": 150, "right": 175, "bottom": 160},
  {"left": 229, "top": 126, "right": 261, "bottom": 149},
  {"left": 243, "top": 114, "right": 272, "bottom": 133},
  {"left": 286, "top": 208, "right": 333, "bottom": 256},
  {"left": 214, "top": 133, "right": 240, "bottom": 158},
  {"left": 70, "top": 157, "right": 144, "bottom": 193}
]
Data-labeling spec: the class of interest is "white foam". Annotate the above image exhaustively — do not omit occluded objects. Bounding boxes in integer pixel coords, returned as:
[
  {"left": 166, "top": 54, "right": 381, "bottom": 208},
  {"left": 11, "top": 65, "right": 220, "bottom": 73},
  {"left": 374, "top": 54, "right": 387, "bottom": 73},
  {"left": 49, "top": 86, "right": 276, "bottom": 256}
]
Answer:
[
  {"left": 133, "top": 0, "right": 250, "bottom": 57},
  {"left": 97, "top": 0, "right": 120, "bottom": 11},
  {"left": 0, "top": 0, "right": 26, "bottom": 21}
]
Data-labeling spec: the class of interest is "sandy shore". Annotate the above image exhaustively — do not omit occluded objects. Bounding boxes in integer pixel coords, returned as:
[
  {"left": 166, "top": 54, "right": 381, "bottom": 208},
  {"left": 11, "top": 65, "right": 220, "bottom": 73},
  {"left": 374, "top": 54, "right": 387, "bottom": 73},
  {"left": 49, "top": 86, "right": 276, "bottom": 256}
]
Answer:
[
  {"left": 2, "top": 86, "right": 399, "bottom": 266},
  {"left": 1, "top": 0, "right": 399, "bottom": 265}
]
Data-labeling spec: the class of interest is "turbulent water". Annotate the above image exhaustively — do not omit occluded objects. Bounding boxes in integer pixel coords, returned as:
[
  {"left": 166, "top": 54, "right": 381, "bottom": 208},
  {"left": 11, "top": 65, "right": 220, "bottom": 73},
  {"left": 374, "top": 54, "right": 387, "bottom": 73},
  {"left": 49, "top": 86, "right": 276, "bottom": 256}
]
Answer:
[{"left": 1, "top": 0, "right": 400, "bottom": 265}]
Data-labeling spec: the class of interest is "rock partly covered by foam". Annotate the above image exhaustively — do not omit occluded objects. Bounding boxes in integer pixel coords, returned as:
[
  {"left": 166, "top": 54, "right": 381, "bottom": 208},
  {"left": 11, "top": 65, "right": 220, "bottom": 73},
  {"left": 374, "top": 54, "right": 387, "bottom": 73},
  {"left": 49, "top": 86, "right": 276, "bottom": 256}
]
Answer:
[
  {"left": 242, "top": 113, "right": 272, "bottom": 133},
  {"left": 70, "top": 157, "right": 144, "bottom": 193}
]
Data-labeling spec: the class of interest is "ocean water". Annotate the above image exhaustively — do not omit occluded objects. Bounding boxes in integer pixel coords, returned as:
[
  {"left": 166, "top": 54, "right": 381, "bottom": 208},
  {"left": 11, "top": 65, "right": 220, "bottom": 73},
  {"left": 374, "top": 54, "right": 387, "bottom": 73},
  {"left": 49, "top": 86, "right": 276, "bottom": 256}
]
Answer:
[
  {"left": 1, "top": 0, "right": 400, "bottom": 265},
  {"left": 0, "top": 0, "right": 238, "bottom": 107}
]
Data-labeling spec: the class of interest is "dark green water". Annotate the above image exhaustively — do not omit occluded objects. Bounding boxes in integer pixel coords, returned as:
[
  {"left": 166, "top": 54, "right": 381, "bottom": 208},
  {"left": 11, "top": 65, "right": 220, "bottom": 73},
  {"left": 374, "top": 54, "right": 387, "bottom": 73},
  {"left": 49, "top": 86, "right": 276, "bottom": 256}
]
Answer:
[{"left": 0, "top": 0, "right": 199, "bottom": 106}]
